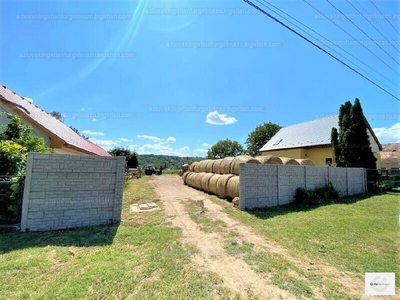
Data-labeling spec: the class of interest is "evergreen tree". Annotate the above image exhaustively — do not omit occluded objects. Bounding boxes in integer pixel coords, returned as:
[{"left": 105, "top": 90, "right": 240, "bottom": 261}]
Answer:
[{"left": 331, "top": 99, "right": 377, "bottom": 169}]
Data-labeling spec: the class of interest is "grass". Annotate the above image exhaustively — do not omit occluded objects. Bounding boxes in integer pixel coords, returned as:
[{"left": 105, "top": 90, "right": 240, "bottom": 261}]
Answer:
[
  {"left": 0, "top": 176, "right": 229, "bottom": 300},
  {"left": 183, "top": 199, "right": 227, "bottom": 233},
  {"left": 210, "top": 191, "right": 400, "bottom": 290}
]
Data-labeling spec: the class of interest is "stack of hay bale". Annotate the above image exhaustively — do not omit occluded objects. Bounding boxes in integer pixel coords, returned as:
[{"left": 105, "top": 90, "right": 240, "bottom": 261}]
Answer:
[
  {"left": 183, "top": 155, "right": 314, "bottom": 205},
  {"left": 183, "top": 155, "right": 315, "bottom": 203}
]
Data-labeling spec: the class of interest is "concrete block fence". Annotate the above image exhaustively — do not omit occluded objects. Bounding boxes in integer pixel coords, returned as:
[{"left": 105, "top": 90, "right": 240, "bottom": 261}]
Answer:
[
  {"left": 20, "top": 153, "right": 126, "bottom": 231},
  {"left": 239, "top": 164, "right": 366, "bottom": 210}
]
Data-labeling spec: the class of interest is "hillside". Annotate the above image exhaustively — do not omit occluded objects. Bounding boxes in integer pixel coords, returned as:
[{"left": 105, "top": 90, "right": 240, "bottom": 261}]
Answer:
[{"left": 137, "top": 154, "right": 204, "bottom": 169}]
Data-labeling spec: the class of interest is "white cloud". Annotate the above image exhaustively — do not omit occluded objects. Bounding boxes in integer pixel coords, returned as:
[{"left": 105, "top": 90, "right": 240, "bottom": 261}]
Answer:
[
  {"left": 136, "top": 135, "right": 161, "bottom": 142},
  {"left": 167, "top": 136, "right": 176, "bottom": 142},
  {"left": 137, "top": 143, "right": 190, "bottom": 156},
  {"left": 92, "top": 118, "right": 97, "bottom": 122},
  {"left": 24, "top": 97, "right": 33, "bottom": 103},
  {"left": 82, "top": 130, "right": 105, "bottom": 136},
  {"left": 89, "top": 139, "right": 118, "bottom": 150},
  {"left": 202, "top": 143, "right": 210, "bottom": 147},
  {"left": 206, "top": 111, "right": 237, "bottom": 125},
  {"left": 119, "top": 138, "right": 132, "bottom": 142},
  {"left": 373, "top": 122, "right": 400, "bottom": 143},
  {"left": 127, "top": 144, "right": 138, "bottom": 151}
]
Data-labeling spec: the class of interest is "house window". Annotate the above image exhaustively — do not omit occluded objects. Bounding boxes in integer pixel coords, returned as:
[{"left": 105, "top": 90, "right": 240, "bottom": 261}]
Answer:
[{"left": 325, "top": 158, "right": 332, "bottom": 165}]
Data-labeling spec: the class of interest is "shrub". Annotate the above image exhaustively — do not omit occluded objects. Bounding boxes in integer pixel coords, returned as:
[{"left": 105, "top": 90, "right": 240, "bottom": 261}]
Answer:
[
  {"left": 375, "top": 178, "right": 396, "bottom": 192},
  {"left": 294, "top": 182, "right": 340, "bottom": 205}
]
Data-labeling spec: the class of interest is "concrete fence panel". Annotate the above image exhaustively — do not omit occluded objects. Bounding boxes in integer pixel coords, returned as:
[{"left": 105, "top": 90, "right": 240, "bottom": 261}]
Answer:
[
  {"left": 239, "top": 164, "right": 366, "bottom": 210},
  {"left": 20, "top": 153, "right": 126, "bottom": 231}
]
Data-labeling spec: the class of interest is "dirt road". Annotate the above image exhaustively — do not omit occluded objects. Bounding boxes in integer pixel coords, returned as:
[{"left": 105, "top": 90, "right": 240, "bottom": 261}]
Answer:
[{"left": 149, "top": 175, "right": 373, "bottom": 300}]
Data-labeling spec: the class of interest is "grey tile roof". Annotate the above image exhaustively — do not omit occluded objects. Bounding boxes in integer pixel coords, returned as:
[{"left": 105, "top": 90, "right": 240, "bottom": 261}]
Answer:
[{"left": 260, "top": 115, "right": 339, "bottom": 151}]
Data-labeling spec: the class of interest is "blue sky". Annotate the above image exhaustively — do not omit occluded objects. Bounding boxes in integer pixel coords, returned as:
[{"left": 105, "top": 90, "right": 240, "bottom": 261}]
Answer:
[{"left": 1, "top": 0, "right": 399, "bottom": 157}]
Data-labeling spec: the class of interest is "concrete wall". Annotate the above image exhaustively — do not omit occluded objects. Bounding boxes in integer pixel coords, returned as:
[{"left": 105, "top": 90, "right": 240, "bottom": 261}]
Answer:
[
  {"left": 20, "top": 153, "right": 126, "bottom": 231},
  {"left": 239, "top": 164, "right": 366, "bottom": 210}
]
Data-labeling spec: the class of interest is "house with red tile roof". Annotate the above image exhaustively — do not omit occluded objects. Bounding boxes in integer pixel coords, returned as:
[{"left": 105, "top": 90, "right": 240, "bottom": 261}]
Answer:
[{"left": 0, "top": 83, "right": 110, "bottom": 156}]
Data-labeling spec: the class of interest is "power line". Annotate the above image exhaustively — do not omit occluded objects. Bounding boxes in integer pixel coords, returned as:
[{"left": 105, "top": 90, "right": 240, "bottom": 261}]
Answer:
[
  {"left": 368, "top": 0, "right": 400, "bottom": 36},
  {"left": 261, "top": 0, "right": 398, "bottom": 92},
  {"left": 326, "top": 0, "right": 399, "bottom": 66},
  {"left": 241, "top": 0, "right": 400, "bottom": 101},
  {"left": 346, "top": 0, "right": 400, "bottom": 54},
  {"left": 354, "top": 0, "right": 398, "bottom": 42},
  {"left": 303, "top": 0, "right": 399, "bottom": 76},
  {"left": 257, "top": 0, "right": 397, "bottom": 91}
]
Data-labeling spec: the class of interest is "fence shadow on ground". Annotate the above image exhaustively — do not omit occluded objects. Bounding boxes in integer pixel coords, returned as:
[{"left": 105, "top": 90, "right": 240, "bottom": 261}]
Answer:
[
  {"left": 0, "top": 223, "right": 119, "bottom": 254},
  {"left": 244, "top": 191, "right": 394, "bottom": 220}
]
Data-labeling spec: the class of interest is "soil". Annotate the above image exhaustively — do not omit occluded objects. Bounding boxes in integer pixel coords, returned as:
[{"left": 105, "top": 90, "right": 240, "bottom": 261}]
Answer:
[{"left": 149, "top": 175, "right": 390, "bottom": 300}]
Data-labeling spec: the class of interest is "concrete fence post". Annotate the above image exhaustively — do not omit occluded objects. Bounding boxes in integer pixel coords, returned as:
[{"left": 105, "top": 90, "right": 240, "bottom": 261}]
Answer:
[
  {"left": 20, "top": 153, "right": 35, "bottom": 231},
  {"left": 277, "top": 165, "right": 280, "bottom": 206},
  {"left": 346, "top": 168, "right": 349, "bottom": 196},
  {"left": 304, "top": 166, "right": 307, "bottom": 190}
]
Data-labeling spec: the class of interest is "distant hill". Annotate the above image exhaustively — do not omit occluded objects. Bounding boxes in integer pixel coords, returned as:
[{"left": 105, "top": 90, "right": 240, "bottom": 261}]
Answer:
[{"left": 137, "top": 154, "right": 205, "bottom": 169}]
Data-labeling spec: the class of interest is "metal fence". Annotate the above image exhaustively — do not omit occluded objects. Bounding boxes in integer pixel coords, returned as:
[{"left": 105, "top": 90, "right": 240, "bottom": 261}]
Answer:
[
  {"left": 0, "top": 175, "right": 24, "bottom": 224},
  {"left": 366, "top": 169, "right": 400, "bottom": 190}
]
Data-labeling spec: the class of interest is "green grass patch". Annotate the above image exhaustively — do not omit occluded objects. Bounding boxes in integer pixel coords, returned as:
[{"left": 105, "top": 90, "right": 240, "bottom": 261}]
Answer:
[
  {"left": 0, "top": 177, "right": 223, "bottom": 299},
  {"left": 216, "top": 192, "right": 399, "bottom": 289},
  {"left": 182, "top": 200, "right": 227, "bottom": 233}
]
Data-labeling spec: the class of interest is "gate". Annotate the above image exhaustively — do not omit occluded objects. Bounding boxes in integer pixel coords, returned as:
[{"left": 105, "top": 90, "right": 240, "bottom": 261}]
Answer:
[{"left": 0, "top": 175, "right": 24, "bottom": 224}]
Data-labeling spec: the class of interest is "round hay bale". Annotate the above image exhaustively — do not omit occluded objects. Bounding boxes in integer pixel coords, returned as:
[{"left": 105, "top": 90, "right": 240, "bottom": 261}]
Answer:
[
  {"left": 192, "top": 172, "right": 206, "bottom": 190},
  {"left": 255, "top": 155, "right": 283, "bottom": 165},
  {"left": 216, "top": 174, "right": 234, "bottom": 198},
  {"left": 280, "top": 157, "right": 300, "bottom": 165},
  {"left": 178, "top": 169, "right": 183, "bottom": 177},
  {"left": 212, "top": 159, "right": 223, "bottom": 174},
  {"left": 295, "top": 159, "right": 315, "bottom": 166},
  {"left": 230, "top": 155, "right": 261, "bottom": 175},
  {"left": 220, "top": 157, "right": 235, "bottom": 174},
  {"left": 189, "top": 162, "right": 198, "bottom": 172},
  {"left": 232, "top": 197, "right": 240, "bottom": 207},
  {"left": 182, "top": 171, "right": 190, "bottom": 184},
  {"left": 208, "top": 174, "right": 222, "bottom": 195},
  {"left": 185, "top": 172, "right": 194, "bottom": 186},
  {"left": 205, "top": 160, "right": 215, "bottom": 173},
  {"left": 200, "top": 173, "right": 214, "bottom": 192},
  {"left": 197, "top": 160, "right": 211, "bottom": 173},
  {"left": 226, "top": 176, "right": 239, "bottom": 199}
]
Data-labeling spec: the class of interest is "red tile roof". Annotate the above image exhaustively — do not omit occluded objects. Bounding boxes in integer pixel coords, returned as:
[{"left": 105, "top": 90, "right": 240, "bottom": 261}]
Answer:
[{"left": 0, "top": 84, "right": 110, "bottom": 156}]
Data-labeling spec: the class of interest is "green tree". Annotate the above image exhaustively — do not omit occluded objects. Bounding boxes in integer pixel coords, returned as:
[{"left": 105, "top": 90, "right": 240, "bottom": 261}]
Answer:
[
  {"left": 50, "top": 111, "right": 63, "bottom": 122},
  {"left": 109, "top": 147, "right": 138, "bottom": 169},
  {"left": 206, "top": 139, "right": 244, "bottom": 159},
  {"left": 245, "top": 122, "right": 281, "bottom": 156},
  {"left": 331, "top": 99, "right": 377, "bottom": 169},
  {"left": 0, "top": 113, "right": 52, "bottom": 221}
]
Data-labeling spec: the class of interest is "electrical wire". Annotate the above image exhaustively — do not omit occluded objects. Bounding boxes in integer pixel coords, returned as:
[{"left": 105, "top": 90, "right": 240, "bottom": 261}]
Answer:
[
  {"left": 345, "top": 0, "right": 400, "bottom": 54},
  {"left": 261, "top": 0, "right": 398, "bottom": 92},
  {"left": 241, "top": 0, "right": 400, "bottom": 101},
  {"left": 326, "top": 0, "right": 398, "bottom": 65},
  {"left": 368, "top": 0, "right": 400, "bottom": 36},
  {"left": 303, "top": 0, "right": 399, "bottom": 76}
]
